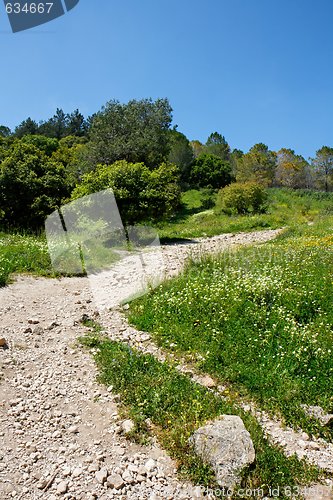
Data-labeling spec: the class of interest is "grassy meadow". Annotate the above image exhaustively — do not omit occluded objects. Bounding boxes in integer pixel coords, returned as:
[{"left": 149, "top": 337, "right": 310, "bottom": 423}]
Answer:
[
  {"left": 129, "top": 199, "right": 333, "bottom": 440},
  {"left": 0, "top": 232, "right": 51, "bottom": 287},
  {"left": 158, "top": 187, "right": 333, "bottom": 240}
]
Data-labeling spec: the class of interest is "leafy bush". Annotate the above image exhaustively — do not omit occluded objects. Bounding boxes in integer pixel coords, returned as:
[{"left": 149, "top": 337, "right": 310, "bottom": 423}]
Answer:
[
  {"left": 200, "top": 188, "right": 216, "bottom": 209},
  {"left": 21, "top": 135, "right": 59, "bottom": 156},
  {"left": 72, "top": 160, "right": 181, "bottom": 225},
  {"left": 216, "top": 181, "right": 268, "bottom": 215},
  {"left": 189, "top": 153, "right": 233, "bottom": 189}
]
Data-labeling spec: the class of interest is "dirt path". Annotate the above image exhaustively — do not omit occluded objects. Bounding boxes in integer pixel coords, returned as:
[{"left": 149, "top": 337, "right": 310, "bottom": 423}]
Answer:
[
  {"left": 2, "top": 228, "right": 331, "bottom": 499},
  {"left": 0, "top": 274, "right": 200, "bottom": 500}
]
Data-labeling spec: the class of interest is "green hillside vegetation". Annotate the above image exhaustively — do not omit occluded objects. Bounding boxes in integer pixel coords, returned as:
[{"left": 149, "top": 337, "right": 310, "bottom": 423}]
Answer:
[
  {"left": 1, "top": 188, "right": 332, "bottom": 286},
  {"left": 1, "top": 98, "right": 333, "bottom": 236},
  {"left": 129, "top": 216, "right": 333, "bottom": 440},
  {"left": 79, "top": 333, "right": 321, "bottom": 493}
]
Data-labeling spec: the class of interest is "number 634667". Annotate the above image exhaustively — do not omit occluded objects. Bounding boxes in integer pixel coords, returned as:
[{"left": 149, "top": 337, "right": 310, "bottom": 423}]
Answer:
[{"left": 5, "top": 3, "right": 54, "bottom": 14}]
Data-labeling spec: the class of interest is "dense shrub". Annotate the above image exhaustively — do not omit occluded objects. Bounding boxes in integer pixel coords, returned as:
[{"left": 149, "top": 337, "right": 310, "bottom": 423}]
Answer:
[
  {"left": 21, "top": 135, "right": 59, "bottom": 156},
  {"left": 200, "top": 188, "right": 216, "bottom": 209},
  {"left": 189, "top": 153, "right": 233, "bottom": 189},
  {"left": 71, "top": 160, "right": 181, "bottom": 225},
  {"left": 216, "top": 181, "right": 268, "bottom": 215}
]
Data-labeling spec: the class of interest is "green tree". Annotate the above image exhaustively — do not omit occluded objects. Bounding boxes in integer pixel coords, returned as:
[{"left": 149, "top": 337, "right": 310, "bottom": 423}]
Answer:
[
  {"left": 205, "top": 132, "right": 230, "bottom": 160},
  {"left": 0, "top": 142, "right": 71, "bottom": 228},
  {"left": 0, "top": 135, "right": 14, "bottom": 162},
  {"left": 51, "top": 136, "right": 89, "bottom": 185},
  {"left": 311, "top": 146, "right": 333, "bottom": 192},
  {"left": 236, "top": 143, "right": 276, "bottom": 186},
  {"left": 87, "top": 98, "right": 173, "bottom": 169},
  {"left": 0, "top": 126, "right": 11, "bottom": 138},
  {"left": 190, "top": 153, "right": 233, "bottom": 189},
  {"left": 21, "top": 135, "right": 59, "bottom": 157},
  {"left": 230, "top": 148, "right": 244, "bottom": 177},
  {"left": 275, "top": 149, "right": 310, "bottom": 189},
  {"left": 168, "top": 129, "right": 194, "bottom": 185},
  {"left": 67, "top": 109, "right": 89, "bottom": 137},
  {"left": 39, "top": 108, "right": 69, "bottom": 139},
  {"left": 14, "top": 117, "right": 39, "bottom": 137},
  {"left": 72, "top": 160, "right": 181, "bottom": 225},
  {"left": 190, "top": 140, "right": 204, "bottom": 158}
]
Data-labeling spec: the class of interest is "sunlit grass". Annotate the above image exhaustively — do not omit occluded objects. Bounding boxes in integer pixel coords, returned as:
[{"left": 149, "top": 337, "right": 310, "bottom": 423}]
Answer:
[
  {"left": 157, "top": 188, "right": 333, "bottom": 241},
  {"left": 80, "top": 334, "right": 321, "bottom": 493},
  {"left": 129, "top": 216, "right": 333, "bottom": 439},
  {"left": 0, "top": 232, "right": 52, "bottom": 286}
]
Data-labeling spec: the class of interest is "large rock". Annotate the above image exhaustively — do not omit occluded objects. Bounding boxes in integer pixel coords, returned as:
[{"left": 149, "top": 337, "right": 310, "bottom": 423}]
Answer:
[{"left": 189, "top": 415, "right": 255, "bottom": 489}]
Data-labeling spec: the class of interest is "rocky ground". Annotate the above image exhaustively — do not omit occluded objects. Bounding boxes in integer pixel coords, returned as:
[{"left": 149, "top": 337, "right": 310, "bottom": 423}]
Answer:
[
  {"left": 1, "top": 229, "right": 332, "bottom": 499},
  {"left": 0, "top": 276, "right": 200, "bottom": 500}
]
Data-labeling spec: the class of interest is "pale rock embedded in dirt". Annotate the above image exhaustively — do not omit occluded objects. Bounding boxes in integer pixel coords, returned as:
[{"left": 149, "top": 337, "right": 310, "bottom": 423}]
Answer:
[
  {"left": 196, "top": 374, "right": 216, "bottom": 388},
  {"left": 56, "top": 481, "right": 68, "bottom": 494},
  {"left": 107, "top": 473, "right": 124, "bottom": 489},
  {"left": 145, "top": 458, "right": 157, "bottom": 472},
  {"left": 122, "top": 469, "right": 134, "bottom": 484},
  {"left": 68, "top": 425, "right": 79, "bottom": 434},
  {"left": 121, "top": 419, "right": 135, "bottom": 434},
  {"left": 189, "top": 415, "right": 255, "bottom": 489},
  {"left": 72, "top": 466, "right": 83, "bottom": 477},
  {"left": 95, "top": 467, "right": 108, "bottom": 484}
]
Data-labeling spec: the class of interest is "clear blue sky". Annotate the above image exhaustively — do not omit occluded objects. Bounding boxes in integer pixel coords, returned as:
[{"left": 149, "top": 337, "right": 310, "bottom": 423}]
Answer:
[{"left": 1, "top": 0, "right": 333, "bottom": 159}]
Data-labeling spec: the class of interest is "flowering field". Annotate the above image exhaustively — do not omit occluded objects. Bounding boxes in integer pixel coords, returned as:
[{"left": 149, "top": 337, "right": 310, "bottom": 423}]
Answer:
[{"left": 129, "top": 220, "right": 333, "bottom": 437}]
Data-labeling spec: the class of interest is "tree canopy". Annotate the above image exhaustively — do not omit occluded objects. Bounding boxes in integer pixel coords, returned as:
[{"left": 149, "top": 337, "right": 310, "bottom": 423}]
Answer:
[
  {"left": 1, "top": 96, "right": 333, "bottom": 231},
  {"left": 205, "top": 132, "right": 230, "bottom": 161},
  {"left": 311, "top": 146, "right": 333, "bottom": 192},
  {"left": 168, "top": 129, "right": 194, "bottom": 185},
  {"left": 87, "top": 98, "right": 173, "bottom": 169},
  {"left": 275, "top": 149, "right": 310, "bottom": 189},
  {"left": 190, "top": 153, "right": 233, "bottom": 189},
  {"left": 14, "top": 109, "right": 89, "bottom": 139},
  {"left": 72, "top": 160, "right": 181, "bottom": 225},
  {"left": 236, "top": 143, "right": 277, "bottom": 186},
  {"left": 0, "top": 141, "right": 71, "bottom": 228}
]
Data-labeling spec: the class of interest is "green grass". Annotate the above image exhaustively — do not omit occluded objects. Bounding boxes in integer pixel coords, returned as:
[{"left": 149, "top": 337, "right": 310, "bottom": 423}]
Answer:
[
  {"left": 0, "top": 231, "right": 52, "bottom": 286},
  {"left": 129, "top": 216, "right": 333, "bottom": 440},
  {"left": 0, "top": 229, "right": 121, "bottom": 287},
  {"left": 79, "top": 334, "right": 321, "bottom": 496},
  {"left": 158, "top": 188, "right": 333, "bottom": 241}
]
